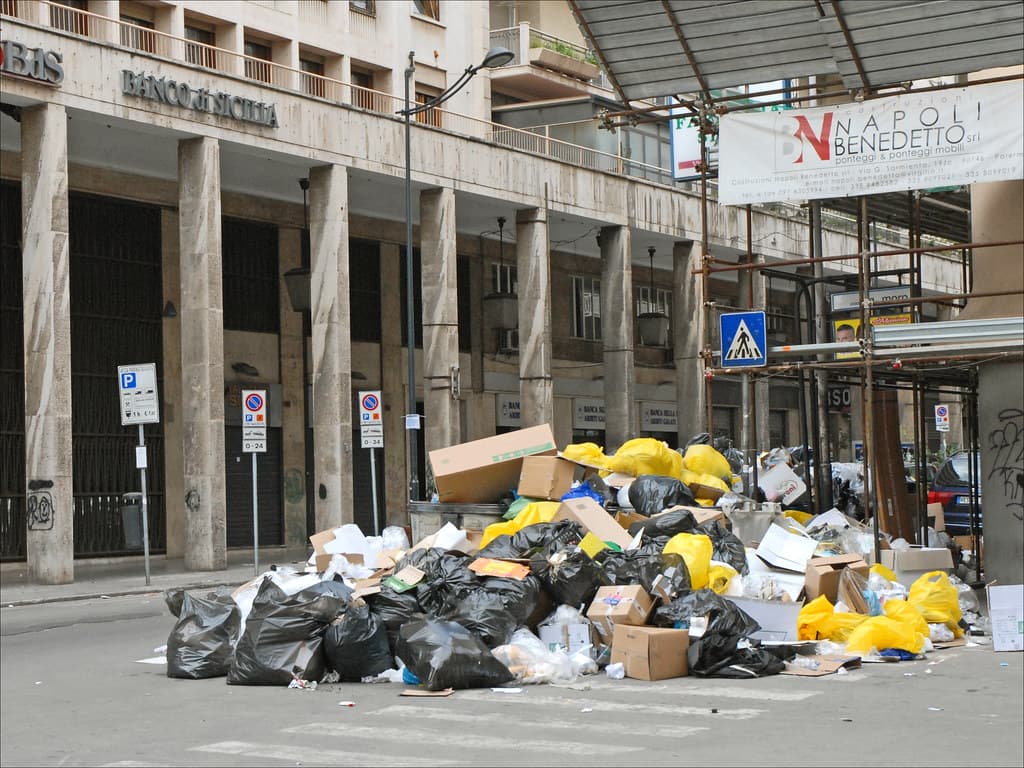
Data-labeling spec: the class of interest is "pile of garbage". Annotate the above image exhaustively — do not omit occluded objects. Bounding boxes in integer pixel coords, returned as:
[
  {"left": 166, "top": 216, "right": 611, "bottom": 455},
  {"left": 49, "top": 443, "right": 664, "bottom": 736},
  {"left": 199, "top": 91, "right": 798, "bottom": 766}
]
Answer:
[{"left": 162, "top": 426, "right": 991, "bottom": 692}]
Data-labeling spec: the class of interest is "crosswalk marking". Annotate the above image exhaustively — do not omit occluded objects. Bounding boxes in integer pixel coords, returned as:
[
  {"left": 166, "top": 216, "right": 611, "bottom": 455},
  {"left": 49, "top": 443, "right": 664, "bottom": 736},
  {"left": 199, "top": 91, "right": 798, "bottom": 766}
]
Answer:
[
  {"left": 192, "top": 741, "right": 459, "bottom": 767},
  {"left": 455, "top": 690, "right": 764, "bottom": 719},
  {"left": 283, "top": 724, "right": 646, "bottom": 755}
]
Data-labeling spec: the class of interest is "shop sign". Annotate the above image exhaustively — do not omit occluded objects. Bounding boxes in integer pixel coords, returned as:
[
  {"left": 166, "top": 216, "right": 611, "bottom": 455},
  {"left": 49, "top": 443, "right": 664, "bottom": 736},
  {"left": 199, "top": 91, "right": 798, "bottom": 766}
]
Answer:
[
  {"left": 0, "top": 40, "right": 64, "bottom": 85},
  {"left": 121, "top": 70, "right": 278, "bottom": 128},
  {"left": 640, "top": 402, "right": 677, "bottom": 431},
  {"left": 573, "top": 398, "right": 605, "bottom": 430}
]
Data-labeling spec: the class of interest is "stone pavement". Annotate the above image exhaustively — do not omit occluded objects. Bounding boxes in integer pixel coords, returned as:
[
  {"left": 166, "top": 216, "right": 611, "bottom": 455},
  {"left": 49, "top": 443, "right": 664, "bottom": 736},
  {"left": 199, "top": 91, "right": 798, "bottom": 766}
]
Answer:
[{"left": 0, "top": 546, "right": 312, "bottom": 607}]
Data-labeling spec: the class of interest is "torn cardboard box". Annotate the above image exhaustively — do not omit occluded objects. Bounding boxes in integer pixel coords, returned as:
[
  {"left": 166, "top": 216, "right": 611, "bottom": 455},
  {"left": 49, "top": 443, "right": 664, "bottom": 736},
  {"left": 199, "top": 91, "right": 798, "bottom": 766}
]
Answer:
[
  {"left": 538, "top": 620, "right": 599, "bottom": 656},
  {"left": 755, "top": 523, "right": 817, "bottom": 573},
  {"left": 804, "top": 554, "right": 870, "bottom": 603},
  {"left": 586, "top": 585, "right": 654, "bottom": 641},
  {"left": 429, "top": 424, "right": 557, "bottom": 503},
  {"left": 554, "top": 497, "right": 634, "bottom": 551},
  {"left": 782, "top": 654, "right": 861, "bottom": 677},
  {"left": 610, "top": 626, "right": 689, "bottom": 680},
  {"left": 517, "top": 455, "right": 577, "bottom": 501},
  {"left": 880, "top": 547, "right": 953, "bottom": 588}
]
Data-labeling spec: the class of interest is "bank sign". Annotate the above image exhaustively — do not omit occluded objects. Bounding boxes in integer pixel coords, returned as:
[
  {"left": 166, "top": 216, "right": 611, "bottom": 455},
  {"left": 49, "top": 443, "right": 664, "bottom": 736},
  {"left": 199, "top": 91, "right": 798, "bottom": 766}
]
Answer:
[
  {"left": 0, "top": 40, "right": 64, "bottom": 85},
  {"left": 719, "top": 81, "right": 1024, "bottom": 204},
  {"left": 121, "top": 70, "right": 278, "bottom": 128}
]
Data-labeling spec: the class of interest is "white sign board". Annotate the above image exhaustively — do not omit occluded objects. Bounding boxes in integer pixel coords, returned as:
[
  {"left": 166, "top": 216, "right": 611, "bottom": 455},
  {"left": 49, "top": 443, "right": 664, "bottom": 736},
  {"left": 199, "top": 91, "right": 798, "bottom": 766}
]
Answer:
[
  {"left": 573, "top": 398, "right": 606, "bottom": 430},
  {"left": 670, "top": 107, "right": 713, "bottom": 181},
  {"left": 830, "top": 287, "right": 913, "bottom": 314},
  {"left": 242, "top": 389, "right": 267, "bottom": 453},
  {"left": 359, "top": 390, "right": 383, "bottom": 449},
  {"left": 496, "top": 393, "right": 521, "bottom": 428},
  {"left": 641, "top": 402, "right": 677, "bottom": 432},
  {"left": 118, "top": 363, "right": 160, "bottom": 426},
  {"left": 935, "top": 404, "right": 951, "bottom": 433},
  {"left": 719, "top": 81, "right": 1024, "bottom": 205}
]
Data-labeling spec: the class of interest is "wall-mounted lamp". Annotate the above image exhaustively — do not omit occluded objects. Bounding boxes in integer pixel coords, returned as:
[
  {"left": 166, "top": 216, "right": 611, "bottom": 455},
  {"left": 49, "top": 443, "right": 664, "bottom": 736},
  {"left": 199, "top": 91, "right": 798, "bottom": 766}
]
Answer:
[{"left": 162, "top": 300, "right": 177, "bottom": 318}]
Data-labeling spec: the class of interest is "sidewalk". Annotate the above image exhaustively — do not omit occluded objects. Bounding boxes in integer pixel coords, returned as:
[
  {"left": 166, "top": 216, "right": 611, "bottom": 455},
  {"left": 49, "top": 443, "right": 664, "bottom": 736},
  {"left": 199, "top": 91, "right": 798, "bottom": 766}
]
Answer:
[{"left": 0, "top": 546, "right": 312, "bottom": 607}]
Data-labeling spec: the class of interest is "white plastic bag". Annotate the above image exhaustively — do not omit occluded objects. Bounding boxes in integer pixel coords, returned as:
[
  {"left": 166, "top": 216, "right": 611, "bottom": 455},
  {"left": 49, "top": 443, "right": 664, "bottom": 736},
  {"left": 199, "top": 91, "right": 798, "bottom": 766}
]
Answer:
[
  {"left": 382, "top": 525, "right": 410, "bottom": 551},
  {"left": 491, "top": 629, "right": 577, "bottom": 685}
]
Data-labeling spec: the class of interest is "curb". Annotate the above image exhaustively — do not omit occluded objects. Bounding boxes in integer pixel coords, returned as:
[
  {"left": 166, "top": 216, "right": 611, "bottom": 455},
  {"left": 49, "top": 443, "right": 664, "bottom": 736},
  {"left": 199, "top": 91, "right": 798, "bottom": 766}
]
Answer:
[{"left": 2, "top": 580, "right": 240, "bottom": 608}]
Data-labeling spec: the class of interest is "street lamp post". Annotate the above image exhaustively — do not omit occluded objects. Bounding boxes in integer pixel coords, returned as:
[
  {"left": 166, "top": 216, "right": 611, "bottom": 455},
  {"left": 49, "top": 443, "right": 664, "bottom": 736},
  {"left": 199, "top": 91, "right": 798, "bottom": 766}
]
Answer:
[{"left": 398, "top": 46, "right": 513, "bottom": 502}]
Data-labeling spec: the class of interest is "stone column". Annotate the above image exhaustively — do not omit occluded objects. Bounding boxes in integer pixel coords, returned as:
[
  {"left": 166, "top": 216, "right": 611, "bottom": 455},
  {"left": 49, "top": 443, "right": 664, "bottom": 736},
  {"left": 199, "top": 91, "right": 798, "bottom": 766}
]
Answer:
[
  {"left": 517, "top": 207, "right": 553, "bottom": 427},
  {"left": 178, "top": 137, "right": 226, "bottom": 571},
  {"left": 600, "top": 225, "right": 635, "bottom": 449},
  {"left": 161, "top": 209, "right": 185, "bottom": 559},
  {"left": 279, "top": 227, "right": 307, "bottom": 547},
  {"left": 309, "top": 164, "right": 353, "bottom": 530},
  {"left": 673, "top": 240, "right": 705, "bottom": 441},
  {"left": 379, "top": 242, "right": 407, "bottom": 524},
  {"left": 22, "top": 103, "right": 72, "bottom": 585},
  {"left": 419, "top": 188, "right": 461, "bottom": 452}
]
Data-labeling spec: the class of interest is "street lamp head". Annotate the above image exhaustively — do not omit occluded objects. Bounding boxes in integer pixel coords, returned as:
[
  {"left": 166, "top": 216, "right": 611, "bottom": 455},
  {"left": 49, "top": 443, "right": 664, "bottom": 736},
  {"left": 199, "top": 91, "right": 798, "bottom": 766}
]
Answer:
[{"left": 478, "top": 46, "right": 515, "bottom": 70}]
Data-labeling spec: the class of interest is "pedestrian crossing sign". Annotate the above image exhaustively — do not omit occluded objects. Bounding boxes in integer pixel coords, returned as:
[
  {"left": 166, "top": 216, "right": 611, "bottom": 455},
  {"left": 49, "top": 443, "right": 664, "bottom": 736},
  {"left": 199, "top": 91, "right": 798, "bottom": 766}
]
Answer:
[{"left": 720, "top": 311, "right": 767, "bottom": 368}]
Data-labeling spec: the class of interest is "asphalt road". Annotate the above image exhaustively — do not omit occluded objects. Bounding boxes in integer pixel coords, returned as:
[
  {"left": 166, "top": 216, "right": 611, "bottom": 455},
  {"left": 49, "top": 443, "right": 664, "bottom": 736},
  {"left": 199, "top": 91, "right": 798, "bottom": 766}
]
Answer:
[{"left": 1, "top": 594, "right": 1021, "bottom": 768}]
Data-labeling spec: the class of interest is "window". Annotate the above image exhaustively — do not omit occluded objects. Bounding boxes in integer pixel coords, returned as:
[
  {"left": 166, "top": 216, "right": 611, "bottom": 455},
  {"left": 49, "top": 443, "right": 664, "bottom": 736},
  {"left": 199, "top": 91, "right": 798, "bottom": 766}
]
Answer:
[
  {"left": 120, "top": 15, "right": 155, "bottom": 53},
  {"left": 491, "top": 263, "right": 517, "bottom": 295},
  {"left": 50, "top": 0, "right": 88, "bottom": 35},
  {"left": 351, "top": 0, "right": 375, "bottom": 15},
  {"left": 185, "top": 24, "right": 216, "bottom": 68},
  {"left": 712, "top": 407, "right": 736, "bottom": 445},
  {"left": 300, "top": 57, "right": 325, "bottom": 98},
  {"left": 415, "top": 89, "right": 442, "bottom": 128},
  {"left": 571, "top": 276, "right": 602, "bottom": 341},
  {"left": 636, "top": 286, "right": 670, "bottom": 317},
  {"left": 412, "top": 0, "right": 440, "bottom": 21},
  {"left": 244, "top": 40, "right": 273, "bottom": 84}
]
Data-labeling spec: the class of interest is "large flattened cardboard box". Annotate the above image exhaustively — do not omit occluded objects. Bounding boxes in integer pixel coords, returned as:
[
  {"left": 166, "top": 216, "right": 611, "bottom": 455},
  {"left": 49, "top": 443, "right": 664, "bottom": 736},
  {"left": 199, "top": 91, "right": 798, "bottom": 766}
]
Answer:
[
  {"left": 987, "top": 584, "right": 1023, "bottom": 652},
  {"left": 880, "top": 546, "right": 953, "bottom": 588},
  {"left": 611, "top": 625, "right": 689, "bottom": 680},
  {"left": 554, "top": 497, "right": 634, "bottom": 550},
  {"left": 429, "top": 424, "right": 557, "bottom": 503},
  {"left": 586, "top": 585, "right": 654, "bottom": 642},
  {"left": 518, "top": 455, "right": 577, "bottom": 501},
  {"left": 805, "top": 554, "right": 870, "bottom": 603}
]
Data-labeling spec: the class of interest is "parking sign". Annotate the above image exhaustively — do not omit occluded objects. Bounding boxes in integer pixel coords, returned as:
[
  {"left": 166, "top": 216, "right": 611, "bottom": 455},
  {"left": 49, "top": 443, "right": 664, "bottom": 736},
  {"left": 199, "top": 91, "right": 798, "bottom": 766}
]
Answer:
[{"left": 242, "top": 389, "right": 267, "bottom": 452}]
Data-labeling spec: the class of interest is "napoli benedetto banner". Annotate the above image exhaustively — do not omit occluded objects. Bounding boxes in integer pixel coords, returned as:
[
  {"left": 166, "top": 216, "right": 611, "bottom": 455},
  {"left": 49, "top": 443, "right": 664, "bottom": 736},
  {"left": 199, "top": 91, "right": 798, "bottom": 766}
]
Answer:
[{"left": 719, "top": 81, "right": 1024, "bottom": 205}]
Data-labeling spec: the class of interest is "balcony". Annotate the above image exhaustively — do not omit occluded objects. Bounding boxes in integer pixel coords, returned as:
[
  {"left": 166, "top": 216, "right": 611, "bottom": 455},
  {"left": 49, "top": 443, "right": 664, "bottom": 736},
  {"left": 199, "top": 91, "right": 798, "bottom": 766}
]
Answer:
[{"left": 489, "top": 24, "right": 611, "bottom": 100}]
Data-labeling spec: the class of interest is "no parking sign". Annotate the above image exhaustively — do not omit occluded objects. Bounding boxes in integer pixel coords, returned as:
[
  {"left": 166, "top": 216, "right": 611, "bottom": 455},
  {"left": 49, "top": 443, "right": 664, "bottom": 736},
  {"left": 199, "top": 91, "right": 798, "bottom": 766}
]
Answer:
[
  {"left": 359, "top": 390, "right": 383, "bottom": 448},
  {"left": 242, "top": 389, "right": 267, "bottom": 452},
  {"left": 935, "top": 404, "right": 950, "bottom": 433}
]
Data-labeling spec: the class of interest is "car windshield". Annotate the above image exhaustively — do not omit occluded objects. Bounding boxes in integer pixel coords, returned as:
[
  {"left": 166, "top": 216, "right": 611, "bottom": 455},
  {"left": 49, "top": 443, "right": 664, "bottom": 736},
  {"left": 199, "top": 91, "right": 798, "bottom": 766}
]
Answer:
[{"left": 939, "top": 453, "right": 979, "bottom": 485}]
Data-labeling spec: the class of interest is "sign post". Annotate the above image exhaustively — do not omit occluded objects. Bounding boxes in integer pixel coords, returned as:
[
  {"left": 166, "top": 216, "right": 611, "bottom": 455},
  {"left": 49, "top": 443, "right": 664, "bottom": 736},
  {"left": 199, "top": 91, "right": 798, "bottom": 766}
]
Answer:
[
  {"left": 118, "top": 363, "right": 160, "bottom": 586},
  {"left": 719, "top": 311, "right": 767, "bottom": 369},
  {"left": 242, "top": 390, "right": 267, "bottom": 576},
  {"left": 359, "top": 391, "right": 384, "bottom": 535}
]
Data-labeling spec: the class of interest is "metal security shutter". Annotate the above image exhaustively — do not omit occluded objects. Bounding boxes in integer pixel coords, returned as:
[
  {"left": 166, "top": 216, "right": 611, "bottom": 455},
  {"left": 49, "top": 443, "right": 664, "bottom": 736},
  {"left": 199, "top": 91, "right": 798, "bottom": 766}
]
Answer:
[
  {"left": 225, "top": 426, "right": 284, "bottom": 547},
  {"left": 0, "top": 182, "right": 25, "bottom": 561}
]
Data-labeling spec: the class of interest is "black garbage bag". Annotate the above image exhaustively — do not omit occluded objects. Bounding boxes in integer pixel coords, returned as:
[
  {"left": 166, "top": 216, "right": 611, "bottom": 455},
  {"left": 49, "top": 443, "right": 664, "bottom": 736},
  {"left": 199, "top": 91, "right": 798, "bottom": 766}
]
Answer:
[
  {"left": 165, "top": 588, "right": 241, "bottom": 679},
  {"left": 627, "top": 508, "right": 699, "bottom": 540},
  {"left": 533, "top": 548, "right": 609, "bottom": 610},
  {"left": 599, "top": 546, "right": 691, "bottom": 600},
  {"left": 652, "top": 589, "right": 779, "bottom": 677},
  {"left": 478, "top": 520, "right": 583, "bottom": 560},
  {"left": 627, "top": 475, "right": 697, "bottom": 516},
  {"left": 438, "top": 588, "right": 519, "bottom": 648},
  {"left": 396, "top": 617, "right": 514, "bottom": 691},
  {"left": 696, "top": 520, "right": 749, "bottom": 575},
  {"left": 227, "top": 578, "right": 349, "bottom": 685},
  {"left": 367, "top": 583, "right": 423, "bottom": 653},
  {"left": 479, "top": 574, "right": 544, "bottom": 628},
  {"left": 323, "top": 600, "right": 393, "bottom": 682},
  {"left": 394, "top": 548, "right": 480, "bottom": 615},
  {"left": 685, "top": 432, "right": 712, "bottom": 448}
]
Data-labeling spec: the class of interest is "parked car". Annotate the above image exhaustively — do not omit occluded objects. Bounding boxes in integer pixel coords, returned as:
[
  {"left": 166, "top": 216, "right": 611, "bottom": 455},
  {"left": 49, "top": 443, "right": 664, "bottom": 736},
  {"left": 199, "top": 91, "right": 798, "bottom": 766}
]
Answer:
[{"left": 928, "top": 451, "right": 982, "bottom": 535}]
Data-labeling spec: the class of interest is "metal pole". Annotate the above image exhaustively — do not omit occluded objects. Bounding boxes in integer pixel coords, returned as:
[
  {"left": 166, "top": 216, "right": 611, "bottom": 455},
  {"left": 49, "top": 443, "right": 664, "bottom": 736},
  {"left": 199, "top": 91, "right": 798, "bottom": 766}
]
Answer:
[
  {"left": 404, "top": 51, "right": 421, "bottom": 503},
  {"left": 252, "top": 452, "right": 259, "bottom": 576},
  {"left": 811, "top": 202, "right": 831, "bottom": 512},
  {"left": 699, "top": 102, "right": 713, "bottom": 432},
  {"left": 741, "top": 372, "right": 752, "bottom": 495},
  {"left": 370, "top": 447, "right": 380, "bottom": 536},
  {"left": 138, "top": 424, "right": 150, "bottom": 587}
]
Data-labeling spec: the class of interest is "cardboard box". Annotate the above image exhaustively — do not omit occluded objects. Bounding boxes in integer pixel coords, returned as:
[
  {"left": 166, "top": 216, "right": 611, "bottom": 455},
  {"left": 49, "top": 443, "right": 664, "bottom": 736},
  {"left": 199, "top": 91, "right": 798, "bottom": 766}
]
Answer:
[
  {"left": 517, "top": 455, "right": 577, "bottom": 500},
  {"left": 987, "top": 584, "right": 1024, "bottom": 652},
  {"left": 755, "top": 523, "right": 818, "bottom": 573},
  {"left": 661, "top": 505, "right": 726, "bottom": 526},
  {"left": 879, "top": 546, "right": 954, "bottom": 588},
  {"left": 615, "top": 509, "right": 649, "bottom": 530},
  {"left": 927, "top": 502, "right": 945, "bottom": 533},
  {"left": 429, "top": 424, "right": 557, "bottom": 503},
  {"left": 804, "top": 554, "right": 870, "bottom": 603},
  {"left": 538, "top": 621, "right": 598, "bottom": 656},
  {"left": 781, "top": 654, "right": 861, "bottom": 677},
  {"left": 725, "top": 596, "right": 804, "bottom": 642},
  {"left": 554, "top": 497, "right": 634, "bottom": 551},
  {"left": 610, "top": 626, "right": 689, "bottom": 680},
  {"left": 758, "top": 462, "right": 807, "bottom": 505},
  {"left": 586, "top": 585, "right": 654, "bottom": 641},
  {"left": 953, "top": 534, "right": 983, "bottom": 560}
]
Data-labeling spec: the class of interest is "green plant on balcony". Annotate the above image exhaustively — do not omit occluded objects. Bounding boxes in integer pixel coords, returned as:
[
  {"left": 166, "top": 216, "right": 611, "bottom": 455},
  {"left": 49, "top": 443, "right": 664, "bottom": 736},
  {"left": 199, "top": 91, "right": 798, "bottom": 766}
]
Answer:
[{"left": 529, "top": 35, "right": 599, "bottom": 67}]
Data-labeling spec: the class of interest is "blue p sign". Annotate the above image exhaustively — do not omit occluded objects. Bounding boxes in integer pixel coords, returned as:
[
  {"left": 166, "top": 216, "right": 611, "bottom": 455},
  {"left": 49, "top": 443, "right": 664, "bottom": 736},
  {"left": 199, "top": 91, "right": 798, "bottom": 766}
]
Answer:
[{"left": 120, "top": 372, "right": 136, "bottom": 389}]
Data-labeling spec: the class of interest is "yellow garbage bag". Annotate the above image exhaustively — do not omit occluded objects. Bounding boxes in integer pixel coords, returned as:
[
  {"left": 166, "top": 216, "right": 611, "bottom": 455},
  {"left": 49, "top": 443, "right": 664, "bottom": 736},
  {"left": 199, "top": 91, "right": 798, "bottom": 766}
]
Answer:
[
  {"left": 908, "top": 571, "right": 963, "bottom": 634},
  {"left": 883, "top": 598, "right": 929, "bottom": 639},
  {"left": 663, "top": 533, "right": 713, "bottom": 590},
  {"left": 605, "top": 438, "right": 683, "bottom": 479},
  {"left": 784, "top": 510, "right": 814, "bottom": 526},
  {"left": 708, "top": 563, "right": 738, "bottom": 594},
  {"left": 870, "top": 563, "right": 899, "bottom": 583},
  {"left": 693, "top": 473, "right": 730, "bottom": 493},
  {"left": 479, "top": 501, "right": 560, "bottom": 548},
  {"left": 561, "top": 442, "right": 607, "bottom": 468},
  {"left": 797, "top": 595, "right": 868, "bottom": 642},
  {"left": 846, "top": 615, "right": 925, "bottom": 654},
  {"left": 682, "top": 443, "right": 731, "bottom": 482}
]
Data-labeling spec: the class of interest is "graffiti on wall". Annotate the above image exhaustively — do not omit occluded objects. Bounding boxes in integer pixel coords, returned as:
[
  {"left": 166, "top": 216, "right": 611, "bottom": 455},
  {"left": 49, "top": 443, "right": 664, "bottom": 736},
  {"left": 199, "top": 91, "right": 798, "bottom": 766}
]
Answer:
[
  {"left": 26, "top": 479, "right": 55, "bottom": 531},
  {"left": 988, "top": 408, "right": 1024, "bottom": 522}
]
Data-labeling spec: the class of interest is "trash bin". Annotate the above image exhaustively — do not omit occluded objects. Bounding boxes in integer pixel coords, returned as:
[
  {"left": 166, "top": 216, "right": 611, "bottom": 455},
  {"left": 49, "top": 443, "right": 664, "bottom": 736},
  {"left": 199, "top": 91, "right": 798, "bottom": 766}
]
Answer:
[{"left": 121, "top": 493, "right": 144, "bottom": 550}]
